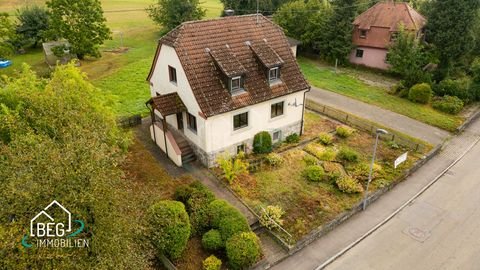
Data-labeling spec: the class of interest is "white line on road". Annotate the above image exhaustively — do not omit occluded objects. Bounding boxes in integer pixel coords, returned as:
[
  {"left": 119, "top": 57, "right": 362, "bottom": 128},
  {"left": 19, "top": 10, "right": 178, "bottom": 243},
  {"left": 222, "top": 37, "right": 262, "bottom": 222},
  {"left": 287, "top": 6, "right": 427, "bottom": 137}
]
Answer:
[{"left": 315, "top": 135, "right": 480, "bottom": 270}]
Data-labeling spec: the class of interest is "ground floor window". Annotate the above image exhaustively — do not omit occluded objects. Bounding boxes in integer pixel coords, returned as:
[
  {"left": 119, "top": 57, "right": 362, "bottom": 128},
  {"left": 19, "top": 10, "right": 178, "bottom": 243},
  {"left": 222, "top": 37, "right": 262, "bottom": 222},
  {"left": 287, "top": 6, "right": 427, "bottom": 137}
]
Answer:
[
  {"left": 356, "top": 49, "right": 364, "bottom": 58},
  {"left": 187, "top": 112, "right": 197, "bottom": 133},
  {"left": 272, "top": 130, "right": 282, "bottom": 142},
  {"left": 236, "top": 143, "right": 246, "bottom": 154}
]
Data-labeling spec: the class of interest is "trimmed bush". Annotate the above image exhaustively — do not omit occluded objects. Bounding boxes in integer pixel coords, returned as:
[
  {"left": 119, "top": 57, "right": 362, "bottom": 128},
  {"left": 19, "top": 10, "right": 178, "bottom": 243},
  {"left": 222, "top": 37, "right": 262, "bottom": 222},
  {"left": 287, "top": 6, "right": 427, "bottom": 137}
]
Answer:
[
  {"left": 226, "top": 232, "right": 262, "bottom": 270},
  {"left": 408, "top": 83, "right": 432, "bottom": 104},
  {"left": 336, "top": 126, "right": 354, "bottom": 138},
  {"left": 147, "top": 200, "right": 191, "bottom": 260},
  {"left": 336, "top": 177, "right": 364, "bottom": 194},
  {"left": 253, "top": 131, "right": 273, "bottom": 154},
  {"left": 259, "top": 205, "right": 284, "bottom": 230},
  {"left": 432, "top": 95, "right": 464, "bottom": 114},
  {"left": 302, "top": 165, "right": 325, "bottom": 182},
  {"left": 203, "top": 255, "right": 222, "bottom": 270},
  {"left": 337, "top": 147, "right": 359, "bottom": 163},
  {"left": 285, "top": 133, "right": 300, "bottom": 144},
  {"left": 318, "top": 132, "right": 333, "bottom": 145},
  {"left": 434, "top": 78, "right": 475, "bottom": 103},
  {"left": 303, "top": 154, "right": 318, "bottom": 165},
  {"left": 264, "top": 153, "right": 284, "bottom": 167},
  {"left": 208, "top": 199, "right": 250, "bottom": 242},
  {"left": 319, "top": 148, "right": 336, "bottom": 161},
  {"left": 202, "top": 229, "right": 223, "bottom": 251}
]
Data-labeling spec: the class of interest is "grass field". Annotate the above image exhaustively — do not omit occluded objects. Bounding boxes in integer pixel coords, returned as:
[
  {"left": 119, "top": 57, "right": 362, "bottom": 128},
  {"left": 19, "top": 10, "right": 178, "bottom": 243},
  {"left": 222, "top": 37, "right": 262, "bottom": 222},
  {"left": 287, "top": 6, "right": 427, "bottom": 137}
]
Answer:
[
  {"left": 298, "top": 57, "right": 464, "bottom": 132},
  {"left": 0, "top": 0, "right": 223, "bottom": 116}
]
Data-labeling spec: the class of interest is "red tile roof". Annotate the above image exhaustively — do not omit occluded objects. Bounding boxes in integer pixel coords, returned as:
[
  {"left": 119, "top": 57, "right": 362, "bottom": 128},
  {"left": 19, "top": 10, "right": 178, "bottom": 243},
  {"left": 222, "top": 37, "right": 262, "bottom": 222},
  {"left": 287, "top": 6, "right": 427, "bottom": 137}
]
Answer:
[
  {"left": 209, "top": 46, "right": 247, "bottom": 77},
  {"left": 148, "top": 93, "right": 187, "bottom": 116},
  {"left": 148, "top": 15, "right": 309, "bottom": 118},
  {"left": 354, "top": 2, "right": 426, "bottom": 31}
]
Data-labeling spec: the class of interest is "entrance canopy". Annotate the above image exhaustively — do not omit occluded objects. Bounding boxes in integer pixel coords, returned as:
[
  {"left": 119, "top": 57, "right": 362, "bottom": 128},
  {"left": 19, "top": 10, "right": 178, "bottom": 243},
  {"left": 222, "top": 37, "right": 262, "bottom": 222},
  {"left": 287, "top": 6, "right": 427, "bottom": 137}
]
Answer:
[{"left": 147, "top": 92, "right": 187, "bottom": 117}]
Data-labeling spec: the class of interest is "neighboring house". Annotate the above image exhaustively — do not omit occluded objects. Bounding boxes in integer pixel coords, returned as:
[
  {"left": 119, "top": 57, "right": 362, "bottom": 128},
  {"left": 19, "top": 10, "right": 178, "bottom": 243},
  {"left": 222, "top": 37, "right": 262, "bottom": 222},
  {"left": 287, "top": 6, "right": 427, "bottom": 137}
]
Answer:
[
  {"left": 287, "top": 37, "right": 301, "bottom": 58},
  {"left": 349, "top": 2, "right": 426, "bottom": 70},
  {"left": 146, "top": 15, "right": 310, "bottom": 167}
]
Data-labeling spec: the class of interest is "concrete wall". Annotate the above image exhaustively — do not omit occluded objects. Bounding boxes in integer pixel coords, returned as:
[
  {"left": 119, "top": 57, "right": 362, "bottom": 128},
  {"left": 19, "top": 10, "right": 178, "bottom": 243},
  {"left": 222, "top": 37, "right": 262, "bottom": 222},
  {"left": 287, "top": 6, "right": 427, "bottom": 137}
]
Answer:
[
  {"left": 150, "top": 122, "right": 183, "bottom": 167},
  {"left": 349, "top": 46, "right": 390, "bottom": 70}
]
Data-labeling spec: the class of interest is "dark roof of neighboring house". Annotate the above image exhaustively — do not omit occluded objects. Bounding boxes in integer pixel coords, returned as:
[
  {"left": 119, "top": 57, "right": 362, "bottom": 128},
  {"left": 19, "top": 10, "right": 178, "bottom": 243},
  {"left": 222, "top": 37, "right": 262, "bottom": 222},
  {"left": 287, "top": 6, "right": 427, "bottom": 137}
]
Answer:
[
  {"left": 354, "top": 2, "right": 426, "bottom": 31},
  {"left": 287, "top": 37, "right": 301, "bottom": 46},
  {"left": 148, "top": 93, "right": 187, "bottom": 116},
  {"left": 147, "top": 15, "right": 309, "bottom": 118}
]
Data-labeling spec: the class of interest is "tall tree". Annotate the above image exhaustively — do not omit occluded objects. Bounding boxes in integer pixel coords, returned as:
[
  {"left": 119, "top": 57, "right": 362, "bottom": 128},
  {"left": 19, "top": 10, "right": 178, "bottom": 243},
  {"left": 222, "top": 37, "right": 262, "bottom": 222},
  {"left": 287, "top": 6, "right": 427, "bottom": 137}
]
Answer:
[
  {"left": 0, "top": 13, "right": 16, "bottom": 58},
  {"left": 45, "top": 0, "right": 111, "bottom": 59},
  {"left": 221, "top": 0, "right": 290, "bottom": 15},
  {"left": 425, "top": 0, "right": 480, "bottom": 78},
  {"left": 324, "top": 0, "right": 357, "bottom": 63},
  {"left": 16, "top": 5, "right": 49, "bottom": 48},
  {"left": 147, "top": 0, "right": 205, "bottom": 31}
]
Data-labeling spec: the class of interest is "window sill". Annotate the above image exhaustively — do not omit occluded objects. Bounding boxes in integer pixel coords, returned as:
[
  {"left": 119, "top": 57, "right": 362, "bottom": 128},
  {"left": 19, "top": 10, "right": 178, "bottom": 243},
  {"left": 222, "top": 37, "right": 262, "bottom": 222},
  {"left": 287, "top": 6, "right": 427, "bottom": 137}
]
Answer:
[
  {"left": 269, "top": 79, "right": 282, "bottom": 86},
  {"left": 269, "top": 114, "right": 286, "bottom": 122},
  {"left": 187, "top": 127, "right": 197, "bottom": 135},
  {"left": 232, "top": 125, "right": 251, "bottom": 134},
  {"left": 170, "top": 81, "right": 178, "bottom": 86},
  {"left": 231, "top": 88, "right": 246, "bottom": 96}
]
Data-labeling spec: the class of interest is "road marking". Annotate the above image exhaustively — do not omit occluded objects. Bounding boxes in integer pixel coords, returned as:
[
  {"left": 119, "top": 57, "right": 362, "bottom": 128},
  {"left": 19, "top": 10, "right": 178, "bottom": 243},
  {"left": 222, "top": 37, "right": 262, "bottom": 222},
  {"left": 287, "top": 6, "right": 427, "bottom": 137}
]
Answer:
[{"left": 315, "top": 136, "right": 480, "bottom": 270}]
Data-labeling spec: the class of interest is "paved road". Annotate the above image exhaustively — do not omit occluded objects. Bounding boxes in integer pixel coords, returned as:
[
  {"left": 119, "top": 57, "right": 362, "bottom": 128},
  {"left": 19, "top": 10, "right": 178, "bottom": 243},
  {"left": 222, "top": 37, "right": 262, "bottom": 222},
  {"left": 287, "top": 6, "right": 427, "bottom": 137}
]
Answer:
[
  {"left": 272, "top": 116, "right": 480, "bottom": 270},
  {"left": 307, "top": 87, "right": 450, "bottom": 145},
  {"left": 327, "top": 130, "right": 480, "bottom": 270}
]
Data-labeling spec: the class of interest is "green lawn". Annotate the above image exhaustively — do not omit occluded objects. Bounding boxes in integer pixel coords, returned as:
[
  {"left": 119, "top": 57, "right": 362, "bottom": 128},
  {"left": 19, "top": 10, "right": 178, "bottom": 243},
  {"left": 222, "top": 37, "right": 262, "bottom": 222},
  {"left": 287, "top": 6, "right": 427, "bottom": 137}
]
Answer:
[
  {"left": 1, "top": 0, "right": 223, "bottom": 116},
  {"left": 298, "top": 57, "right": 464, "bottom": 132}
]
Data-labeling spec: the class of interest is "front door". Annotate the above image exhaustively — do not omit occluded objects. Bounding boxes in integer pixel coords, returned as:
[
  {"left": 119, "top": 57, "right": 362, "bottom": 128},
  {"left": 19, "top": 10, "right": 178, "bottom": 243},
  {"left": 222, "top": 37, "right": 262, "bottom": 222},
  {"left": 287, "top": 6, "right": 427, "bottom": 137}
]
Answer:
[{"left": 176, "top": 112, "right": 184, "bottom": 131}]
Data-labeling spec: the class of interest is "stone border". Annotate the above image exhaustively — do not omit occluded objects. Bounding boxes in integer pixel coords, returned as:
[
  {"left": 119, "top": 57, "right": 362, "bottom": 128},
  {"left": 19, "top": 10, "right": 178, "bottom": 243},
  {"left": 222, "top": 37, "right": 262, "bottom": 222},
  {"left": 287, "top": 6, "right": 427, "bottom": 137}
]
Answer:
[{"left": 456, "top": 108, "right": 480, "bottom": 133}]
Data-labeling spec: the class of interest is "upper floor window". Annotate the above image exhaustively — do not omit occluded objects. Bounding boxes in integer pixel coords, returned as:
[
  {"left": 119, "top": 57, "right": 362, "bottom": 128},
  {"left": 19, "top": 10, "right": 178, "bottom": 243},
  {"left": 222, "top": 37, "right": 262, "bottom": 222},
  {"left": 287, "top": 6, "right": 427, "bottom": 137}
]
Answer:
[
  {"left": 233, "top": 112, "right": 248, "bottom": 130},
  {"left": 271, "top": 101, "right": 284, "bottom": 118},
  {"left": 360, "top": 30, "right": 367, "bottom": 39},
  {"left": 231, "top": 76, "right": 241, "bottom": 92},
  {"left": 187, "top": 112, "right": 197, "bottom": 133},
  {"left": 168, "top": 66, "right": 177, "bottom": 83},
  {"left": 269, "top": 67, "right": 280, "bottom": 82}
]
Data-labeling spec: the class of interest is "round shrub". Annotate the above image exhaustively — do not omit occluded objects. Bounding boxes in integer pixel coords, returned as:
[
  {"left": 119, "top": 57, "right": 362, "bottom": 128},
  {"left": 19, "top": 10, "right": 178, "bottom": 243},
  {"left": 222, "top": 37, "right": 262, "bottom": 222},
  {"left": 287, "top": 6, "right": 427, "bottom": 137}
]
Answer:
[
  {"left": 337, "top": 147, "right": 359, "bottom": 163},
  {"left": 285, "top": 133, "right": 300, "bottom": 144},
  {"left": 408, "top": 83, "right": 432, "bottom": 104},
  {"left": 319, "top": 148, "right": 336, "bottom": 161},
  {"left": 264, "top": 153, "right": 284, "bottom": 167},
  {"left": 208, "top": 199, "right": 250, "bottom": 242},
  {"left": 147, "top": 200, "right": 191, "bottom": 260},
  {"left": 202, "top": 229, "right": 223, "bottom": 251},
  {"left": 434, "top": 78, "right": 474, "bottom": 103},
  {"left": 335, "top": 177, "right": 364, "bottom": 194},
  {"left": 318, "top": 132, "right": 333, "bottom": 145},
  {"left": 432, "top": 95, "right": 464, "bottom": 114},
  {"left": 303, "top": 154, "right": 318, "bottom": 166},
  {"left": 226, "top": 232, "right": 262, "bottom": 270},
  {"left": 253, "top": 131, "right": 273, "bottom": 154},
  {"left": 336, "top": 126, "right": 354, "bottom": 138},
  {"left": 302, "top": 165, "right": 325, "bottom": 182},
  {"left": 259, "top": 205, "right": 284, "bottom": 230},
  {"left": 203, "top": 255, "right": 222, "bottom": 270}
]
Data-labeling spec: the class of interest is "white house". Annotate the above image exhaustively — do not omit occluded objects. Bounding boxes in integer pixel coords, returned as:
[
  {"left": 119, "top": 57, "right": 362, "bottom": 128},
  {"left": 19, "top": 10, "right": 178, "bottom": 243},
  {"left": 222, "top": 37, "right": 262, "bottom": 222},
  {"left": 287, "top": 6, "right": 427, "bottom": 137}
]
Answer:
[{"left": 146, "top": 15, "right": 310, "bottom": 167}]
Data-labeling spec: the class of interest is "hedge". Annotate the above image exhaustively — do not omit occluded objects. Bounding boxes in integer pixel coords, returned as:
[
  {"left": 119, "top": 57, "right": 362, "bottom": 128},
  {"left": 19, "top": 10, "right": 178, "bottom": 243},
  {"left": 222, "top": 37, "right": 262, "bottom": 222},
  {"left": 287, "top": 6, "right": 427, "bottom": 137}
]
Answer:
[
  {"left": 226, "top": 232, "right": 262, "bottom": 269},
  {"left": 208, "top": 199, "right": 250, "bottom": 243},
  {"left": 253, "top": 131, "right": 272, "bottom": 154},
  {"left": 202, "top": 229, "right": 223, "bottom": 251},
  {"left": 147, "top": 200, "right": 191, "bottom": 260},
  {"left": 432, "top": 95, "right": 464, "bottom": 115},
  {"left": 408, "top": 83, "right": 432, "bottom": 104}
]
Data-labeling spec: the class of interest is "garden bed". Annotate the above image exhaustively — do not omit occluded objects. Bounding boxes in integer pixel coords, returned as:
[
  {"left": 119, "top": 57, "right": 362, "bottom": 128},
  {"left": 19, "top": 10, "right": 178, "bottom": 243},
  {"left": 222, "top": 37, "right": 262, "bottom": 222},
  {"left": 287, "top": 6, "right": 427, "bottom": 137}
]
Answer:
[{"left": 214, "top": 114, "right": 423, "bottom": 243}]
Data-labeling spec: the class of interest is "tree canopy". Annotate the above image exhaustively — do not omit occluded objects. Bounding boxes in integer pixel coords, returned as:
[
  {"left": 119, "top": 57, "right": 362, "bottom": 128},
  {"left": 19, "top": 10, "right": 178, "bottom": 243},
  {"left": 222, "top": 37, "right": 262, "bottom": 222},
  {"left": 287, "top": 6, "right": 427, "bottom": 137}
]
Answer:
[
  {"left": 0, "top": 64, "right": 146, "bottom": 269},
  {"left": 147, "top": 0, "right": 206, "bottom": 31},
  {"left": 16, "top": 5, "right": 49, "bottom": 48},
  {"left": 45, "top": 0, "right": 111, "bottom": 59},
  {"left": 221, "top": 0, "right": 291, "bottom": 15},
  {"left": 0, "top": 13, "right": 16, "bottom": 58}
]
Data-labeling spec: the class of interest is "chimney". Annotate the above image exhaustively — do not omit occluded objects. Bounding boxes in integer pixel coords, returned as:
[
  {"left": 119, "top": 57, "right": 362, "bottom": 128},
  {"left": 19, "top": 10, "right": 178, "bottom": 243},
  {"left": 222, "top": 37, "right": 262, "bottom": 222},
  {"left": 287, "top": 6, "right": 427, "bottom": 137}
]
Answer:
[{"left": 224, "top": 9, "right": 234, "bottom": 16}]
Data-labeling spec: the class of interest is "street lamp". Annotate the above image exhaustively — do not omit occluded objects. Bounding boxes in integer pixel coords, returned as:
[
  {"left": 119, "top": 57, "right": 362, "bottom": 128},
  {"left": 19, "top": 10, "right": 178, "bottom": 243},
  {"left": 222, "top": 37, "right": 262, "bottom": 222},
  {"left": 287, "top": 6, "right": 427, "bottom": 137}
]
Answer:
[{"left": 362, "top": 128, "right": 389, "bottom": 211}]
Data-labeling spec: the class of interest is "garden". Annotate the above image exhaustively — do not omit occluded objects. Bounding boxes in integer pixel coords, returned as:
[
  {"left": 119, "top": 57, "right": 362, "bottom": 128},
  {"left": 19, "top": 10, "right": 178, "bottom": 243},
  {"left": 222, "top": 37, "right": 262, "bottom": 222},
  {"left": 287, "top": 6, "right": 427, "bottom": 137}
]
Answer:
[{"left": 214, "top": 112, "right": 424, "bottom": 244}]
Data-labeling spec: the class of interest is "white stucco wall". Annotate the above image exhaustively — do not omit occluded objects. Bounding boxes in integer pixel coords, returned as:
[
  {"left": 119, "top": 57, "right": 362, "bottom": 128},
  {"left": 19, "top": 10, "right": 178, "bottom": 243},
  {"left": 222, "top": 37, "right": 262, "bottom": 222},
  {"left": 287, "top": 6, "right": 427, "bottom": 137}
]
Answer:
[
  {"left": 204, "top": 90, "right": 307, "bottom": 153},
  {"left": 149, "top": 44, "right": 206, "bottom": 149}
]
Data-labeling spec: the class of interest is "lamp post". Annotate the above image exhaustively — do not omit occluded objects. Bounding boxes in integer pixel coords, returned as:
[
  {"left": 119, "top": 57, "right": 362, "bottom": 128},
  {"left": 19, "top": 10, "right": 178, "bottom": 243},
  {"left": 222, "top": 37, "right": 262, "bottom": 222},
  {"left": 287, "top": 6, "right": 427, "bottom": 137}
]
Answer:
[{"left": 362, "top": 128, "right": 389, "bottom": 211}]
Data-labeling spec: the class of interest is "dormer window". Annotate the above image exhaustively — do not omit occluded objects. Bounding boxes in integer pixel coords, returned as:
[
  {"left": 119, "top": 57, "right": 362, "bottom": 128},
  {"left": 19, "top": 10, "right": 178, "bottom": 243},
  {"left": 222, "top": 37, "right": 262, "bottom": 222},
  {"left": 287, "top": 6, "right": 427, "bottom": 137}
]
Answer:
[
  {"left": 269, "top": 67, "right": 279, "bottom": 82},
  {"left": 231, "top": 76, "right": 241, "bottom": 91},
  {"left": 360, "top": 30, "right": 367, "bottom": 39}
]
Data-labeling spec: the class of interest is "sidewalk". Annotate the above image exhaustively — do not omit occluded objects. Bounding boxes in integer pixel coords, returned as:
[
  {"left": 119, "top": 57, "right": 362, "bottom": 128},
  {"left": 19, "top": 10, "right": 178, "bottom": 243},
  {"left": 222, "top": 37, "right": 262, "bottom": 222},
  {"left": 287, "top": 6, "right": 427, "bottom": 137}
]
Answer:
[
  {"left": 307, "top": 87, "right": 450, "bottom": 145},
  {"left": 271, "top": 117, "right": 480, "bottom": 270}
]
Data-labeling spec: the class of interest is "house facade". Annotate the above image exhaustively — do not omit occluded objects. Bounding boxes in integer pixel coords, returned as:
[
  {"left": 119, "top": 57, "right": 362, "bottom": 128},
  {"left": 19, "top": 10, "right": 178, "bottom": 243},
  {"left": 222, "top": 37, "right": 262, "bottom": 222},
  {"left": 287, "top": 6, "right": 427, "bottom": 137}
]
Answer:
[
  {"left": 146, "top": 15, "right": 310, "bottom": 167},
  {"left": 349, "top": 2, "right": 426, "bottom": 70}
]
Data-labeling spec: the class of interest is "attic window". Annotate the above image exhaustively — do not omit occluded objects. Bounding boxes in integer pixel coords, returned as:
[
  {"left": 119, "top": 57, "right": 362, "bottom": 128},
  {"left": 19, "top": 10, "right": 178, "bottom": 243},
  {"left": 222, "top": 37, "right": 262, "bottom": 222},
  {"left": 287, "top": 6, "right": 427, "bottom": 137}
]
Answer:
[
  {"left": 269, "top": 67, "right": 279, "bottom": 82},
  {"left": 231, "top": 76, "right": 241, "bottom": 91},
  {"left": 360, "top": 30, "right": 367, "bottom": 39}
]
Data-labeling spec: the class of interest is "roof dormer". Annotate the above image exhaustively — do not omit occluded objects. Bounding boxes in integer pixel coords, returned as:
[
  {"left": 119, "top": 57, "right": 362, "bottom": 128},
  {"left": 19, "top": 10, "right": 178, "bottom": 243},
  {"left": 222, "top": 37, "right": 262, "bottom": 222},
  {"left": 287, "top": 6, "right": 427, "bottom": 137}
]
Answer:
[
  {"left": 248, "top": 40, "right": 284, "bottom": 84},
  {"left": 208, "top": 45, "right": 247, "bottom": 94}
]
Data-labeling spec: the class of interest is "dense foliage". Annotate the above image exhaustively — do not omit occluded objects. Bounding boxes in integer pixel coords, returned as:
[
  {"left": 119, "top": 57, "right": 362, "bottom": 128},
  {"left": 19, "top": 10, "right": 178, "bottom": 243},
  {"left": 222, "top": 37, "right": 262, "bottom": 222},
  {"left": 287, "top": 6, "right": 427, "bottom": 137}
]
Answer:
[
  {"left": 302, "top": 165, "right": 326, "bottom": 182},
  {"left": 0, "top": 13, "right": 16, "bottom": 58},
  {"left": 336, "top": 176, "right": 364, "bottom": 193},
  {"left": 216, "top": 152, "right": 249, "bottom": 184},
  {"left": 337, "top": 147, "right": 360, "bottom": 163},
  {"left": 318, "top": 132, "right": 334, "bottom": 145},
  {"left": 203, "top": 255, "right": 222, "bottom": 270},
  {"left": 221, "top": 0, "right": 290, "bottom": 15},
  {"left": 336, "top": 126, "right": 354, "bottom": 138},
  {"left": 147, "top": 200, "right": 191, "bottom": 260},
  {"left": 432, "top": 95, "right": 464, "bottom": 115},
  {"left": 202, "top": 229, "right": 223, "bottom": 251},
  {"left": 147, "top": 0, "right": 206, "bottom": 31},
  {"left": 45, "top": 0, "right": 111, "bottom": 59},
  {"left": 434, "top": 78, "right": 479, "bottom": 104},
  {"left": 0, "top": 64, "right": 146, "bottom": 269},
  {"left": 225, "top": 232, "right": 262, "bottom": 269},
  {"left": 324, "top": 0, "right": 357, "bottom": 63},
  {"left": 208, "top": 199, "right": 250, "bottom": 243},
  {"left": 285, "top": 132, "right": 300, "bottom": 143},
  {"left": 16, "top": 5, "right": 49, "bottom": 48},
  {"left": 253, "top": 131, "right": 273, "bottom": 154},
  {"left": 408, "top": 83, "right": 432, "bottom": 104}
]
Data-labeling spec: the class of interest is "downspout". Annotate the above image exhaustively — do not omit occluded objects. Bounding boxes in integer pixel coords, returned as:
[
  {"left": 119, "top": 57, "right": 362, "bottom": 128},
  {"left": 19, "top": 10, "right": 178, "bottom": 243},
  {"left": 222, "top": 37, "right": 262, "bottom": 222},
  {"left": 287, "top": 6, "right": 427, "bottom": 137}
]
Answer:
[{"left": 300, "top": 87, "right": 311, "bottom": 136}]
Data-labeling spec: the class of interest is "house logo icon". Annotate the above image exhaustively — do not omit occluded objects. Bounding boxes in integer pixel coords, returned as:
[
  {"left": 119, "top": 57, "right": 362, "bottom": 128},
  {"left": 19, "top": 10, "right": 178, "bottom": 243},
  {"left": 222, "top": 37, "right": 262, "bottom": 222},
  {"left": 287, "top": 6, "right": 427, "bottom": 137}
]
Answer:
[{"left": 21, "top": 200, "right": 88, "bottom": 248}]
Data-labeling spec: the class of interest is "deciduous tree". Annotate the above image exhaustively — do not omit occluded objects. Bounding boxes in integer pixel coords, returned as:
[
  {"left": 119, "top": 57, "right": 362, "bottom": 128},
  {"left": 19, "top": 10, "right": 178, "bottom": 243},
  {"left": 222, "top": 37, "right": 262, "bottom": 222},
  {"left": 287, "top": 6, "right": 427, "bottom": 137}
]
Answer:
[
  {"left": 0, "top": 13, "right": 16, "bottom": 58},
  {"left": 147, "top": 0, "right": 205, "bottom": 31},
  {"left": 16, "top": 5, "right": 49, "bottom": 48}
]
